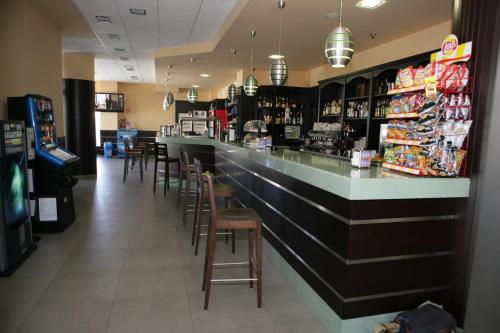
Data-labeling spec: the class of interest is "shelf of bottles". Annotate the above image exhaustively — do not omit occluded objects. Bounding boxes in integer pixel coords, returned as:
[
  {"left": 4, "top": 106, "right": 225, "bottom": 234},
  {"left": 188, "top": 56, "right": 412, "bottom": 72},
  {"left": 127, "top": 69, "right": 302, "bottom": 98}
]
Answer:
[
  {"left": 320, "top": 99, "right": 342, "bottom": 117},
  {"left": 257, "top": 95, "right": 305, "bottom": 128}
]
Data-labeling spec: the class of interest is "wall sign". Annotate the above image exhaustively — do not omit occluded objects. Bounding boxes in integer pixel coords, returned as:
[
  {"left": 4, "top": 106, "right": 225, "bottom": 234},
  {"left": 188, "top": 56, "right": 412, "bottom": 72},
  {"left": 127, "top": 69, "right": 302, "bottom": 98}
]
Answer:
[{"left": 431, "top": 34, "right": 472, "bottom": 64}]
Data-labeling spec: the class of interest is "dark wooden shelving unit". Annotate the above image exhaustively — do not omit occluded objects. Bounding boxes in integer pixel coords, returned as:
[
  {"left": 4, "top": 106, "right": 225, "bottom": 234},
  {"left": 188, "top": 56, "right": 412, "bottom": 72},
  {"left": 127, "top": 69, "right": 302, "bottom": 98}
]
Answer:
[{"left": 317, "top": 50, "right": 435, "bottom": 151}]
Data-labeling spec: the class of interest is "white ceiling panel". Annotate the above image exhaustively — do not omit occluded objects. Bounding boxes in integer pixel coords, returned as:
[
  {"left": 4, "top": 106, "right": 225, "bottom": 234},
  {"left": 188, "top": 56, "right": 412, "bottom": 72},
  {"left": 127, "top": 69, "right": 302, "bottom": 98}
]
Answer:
[
  {"left": 200, "top": 0, "right": 236, "bottom": 14},
  {"left": 196, "top": 12, "right": 226, "bottom": 25},
  {"left": 71, "top": 0, "right": 236, "bottom": 83},
  {"left": 159, "top": 8, "right": 198, "bottom": 22},
  {"left": 159, "top": 0, "right": 202, "bottom": 11}
]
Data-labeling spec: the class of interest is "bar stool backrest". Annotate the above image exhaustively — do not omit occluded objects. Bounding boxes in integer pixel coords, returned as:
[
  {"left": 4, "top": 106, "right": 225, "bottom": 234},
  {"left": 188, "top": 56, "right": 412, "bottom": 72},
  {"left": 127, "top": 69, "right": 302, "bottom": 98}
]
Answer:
[
  {"left": 123, "top": 138, "right": 130, "bottom": 154},
  {"left": 205, "top": 173, "right": 218, "bottom": 223},
  {"left": 179, "top": 147, "right": 185, "bottom": 168},
  {"left": 182, "top": 150, "right": 190, "bottom": 167},
  {"left": 154, "top": 143, "right": 167, "bottom": 161}
]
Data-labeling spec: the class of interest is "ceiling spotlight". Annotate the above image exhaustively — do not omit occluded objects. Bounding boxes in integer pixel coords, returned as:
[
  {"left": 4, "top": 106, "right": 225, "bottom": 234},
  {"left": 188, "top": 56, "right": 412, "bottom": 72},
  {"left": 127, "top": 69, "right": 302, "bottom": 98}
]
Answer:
[
  {"left": 199, "top": 74, "right": 211, "bottom": 78},
  {"left": 129, "top": 8, "right": 146, "bottom": 15},
  {"left": 269, "top": 54, "right": 285, "bottom": 60},
  {"left": 95, "top": 15, "right": 112, "bottom": 23},
  {"left": 192, "top": 85, "right": 200, "bottom": 88},
  {"left": 356, "top": 0, "right": 386, "bottom": 9}
]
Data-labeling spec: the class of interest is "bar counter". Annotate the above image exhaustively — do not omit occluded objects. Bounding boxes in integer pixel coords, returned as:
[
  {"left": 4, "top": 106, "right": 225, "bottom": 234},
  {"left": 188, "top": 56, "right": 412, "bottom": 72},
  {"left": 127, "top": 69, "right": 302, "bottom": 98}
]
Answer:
[{"left": 157, "top": 136, "right": 470, "bottom": 327}]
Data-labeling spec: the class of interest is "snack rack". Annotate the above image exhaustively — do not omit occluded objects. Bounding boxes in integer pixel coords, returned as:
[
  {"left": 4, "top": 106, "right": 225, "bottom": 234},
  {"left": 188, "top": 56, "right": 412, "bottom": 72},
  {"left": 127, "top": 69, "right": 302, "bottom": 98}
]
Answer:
[{"left": 382, "top": 76, "right": 473, "bottom": 177}]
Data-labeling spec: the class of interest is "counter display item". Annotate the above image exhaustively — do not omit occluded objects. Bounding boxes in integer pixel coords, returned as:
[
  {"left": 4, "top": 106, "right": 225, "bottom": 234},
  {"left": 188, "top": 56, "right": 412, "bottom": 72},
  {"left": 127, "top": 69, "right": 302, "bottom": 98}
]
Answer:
[{"left": 383, "top": 41, "right": 473, "bottom": 177}]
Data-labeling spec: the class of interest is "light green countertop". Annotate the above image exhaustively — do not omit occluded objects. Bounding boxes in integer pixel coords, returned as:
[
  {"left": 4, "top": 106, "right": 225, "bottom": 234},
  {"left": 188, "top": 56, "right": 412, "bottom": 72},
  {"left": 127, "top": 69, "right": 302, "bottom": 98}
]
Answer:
[{"left": 156, "top": 136, "right": 471, "bottom": 200}]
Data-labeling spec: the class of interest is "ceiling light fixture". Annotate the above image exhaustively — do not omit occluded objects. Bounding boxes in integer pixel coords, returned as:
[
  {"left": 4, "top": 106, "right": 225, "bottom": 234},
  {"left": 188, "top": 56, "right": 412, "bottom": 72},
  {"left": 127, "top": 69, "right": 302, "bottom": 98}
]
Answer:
[
  {"left": 269, "top": 0, "right": 288, "bottom": 86},
  {"left": 356, "top": 0, "right": 386, "bottom": 9},
  {"left": 187, "top": 58, "right": 199, "bottom": 104},
  {"left": 269, "top": 54, "right": 285, "bottom": 60},
  {"left": 113, "top": 48, "right": 126, "bottom": 52},
  {"left": 325, "top": 0, "right": 354, "bottom": 68},
  {"left": 129, "top": 8, "right": 147, "bottom": 15},
  {"left": 200, "top": 74, "right": 211, "bottom": 78},
  {"left": 163, "top": 79, "right": 174, "bottom": 112},
  {"left": 243, "top": 30, "right": 258, "bottom": 96},
  {"left": 107, "top": 34, "right": 120, "bottom": 40},
  {"left": 120, "top": 57, "right": 130, "bottom": 61},
  {"left": 227, "top": 49, "right": 237, "bottom": 102},
  {"left": 95, "top": 15, "right": 112, "bottom": 23}
]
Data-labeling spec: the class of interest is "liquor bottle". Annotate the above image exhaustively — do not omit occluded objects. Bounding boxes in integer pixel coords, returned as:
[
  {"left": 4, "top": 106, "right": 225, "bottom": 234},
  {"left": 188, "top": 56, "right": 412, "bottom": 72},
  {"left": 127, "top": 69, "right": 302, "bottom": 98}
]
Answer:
[{"left": 299, "top": 112, "right": 304, "bottom": 126}]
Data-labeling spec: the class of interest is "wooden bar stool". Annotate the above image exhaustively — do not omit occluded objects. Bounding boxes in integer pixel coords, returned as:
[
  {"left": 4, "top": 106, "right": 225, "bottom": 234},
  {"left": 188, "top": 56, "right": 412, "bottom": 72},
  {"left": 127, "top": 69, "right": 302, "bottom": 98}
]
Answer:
[
  {"left": 192, "top": 158, "right": 236, "bottom": 256},
  {"left": 202, "top": 173, "right": 262, "bottom": 310},
  {"left": 144, "top": 142, "right": 156, "bottom": 171},
  {"left": 176, "top": 149, "right": 197, "bottom": 225},
  {"left": 122, "top": 138, "right": 143, "bottom": 182},
  {"left": 153, "top": 143, "right": 180, "bottom": 194}
]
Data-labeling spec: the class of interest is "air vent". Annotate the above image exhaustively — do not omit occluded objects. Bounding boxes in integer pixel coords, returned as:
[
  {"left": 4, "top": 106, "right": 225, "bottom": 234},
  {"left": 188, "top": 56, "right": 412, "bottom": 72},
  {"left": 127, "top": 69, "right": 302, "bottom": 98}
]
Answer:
[
  {"left": 119, "top": 57, "right": 130, "bottom": 61},
  {"left": 95, "top": 15, "right": 112, "bottom": 23},
  {"left": 129, "top": 8, "right": 146, "bottom": 15},
  {"left": 130, "top": 76, "right": 139, "bottom": 80},
  {"left": 113, "top": 48, "right": 126, "bottom": 52},
  {"left": 107, "top": 34, "right": 120, "bottom": 40}
]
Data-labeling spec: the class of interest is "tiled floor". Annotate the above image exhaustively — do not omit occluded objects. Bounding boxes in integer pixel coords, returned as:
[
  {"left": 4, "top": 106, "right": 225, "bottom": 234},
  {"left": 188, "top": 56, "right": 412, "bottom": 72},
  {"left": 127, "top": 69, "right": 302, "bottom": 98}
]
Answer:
[{"left": 0, "top": 157, "right": 328, "bottom": 333}]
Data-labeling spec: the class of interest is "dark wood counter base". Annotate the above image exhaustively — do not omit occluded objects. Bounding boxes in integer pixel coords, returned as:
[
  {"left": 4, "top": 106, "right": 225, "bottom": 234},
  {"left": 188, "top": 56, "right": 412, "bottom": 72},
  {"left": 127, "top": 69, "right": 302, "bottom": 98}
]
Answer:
[{"left": 214, "top": 147, "right": 462, "bottom": 319}]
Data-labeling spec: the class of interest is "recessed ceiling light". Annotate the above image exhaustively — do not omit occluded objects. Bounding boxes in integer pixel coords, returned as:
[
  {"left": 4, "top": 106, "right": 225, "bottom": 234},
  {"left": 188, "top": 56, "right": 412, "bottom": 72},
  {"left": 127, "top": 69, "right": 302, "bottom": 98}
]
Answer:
[
  {"left": 192, "top": 85, "right": 200, "bottom": 88},
  {"left": 95, "top": 15, "right": 112, "bottom": 23},
  {"left": 356, "top": 0, "right": 386, "bottom": 9},
  {"left": 130, "top": 76, "right": 139, "bottom": 80},
  {"left": 269, "top": 54, "right": 285, "bottom": 59},
  {"left": 113, "top": 48, "right": 126, "bottom": 52},
  {"left": 129, "top": 8, "right": 146, "bottom": 15},
  {"left": 107, "top": 33, "right": 120, "bottom": 40},
  {"left": 120, "top": 57, "right": 130, "bottom": 61},
  {"left": 199, "top": 74, "right": 211, "bottom": 78}
]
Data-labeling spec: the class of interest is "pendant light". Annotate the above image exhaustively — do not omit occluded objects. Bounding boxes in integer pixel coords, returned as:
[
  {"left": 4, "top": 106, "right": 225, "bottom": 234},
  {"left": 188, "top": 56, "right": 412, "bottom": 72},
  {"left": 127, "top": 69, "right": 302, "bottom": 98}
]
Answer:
[
  {"left": 269, "top": 0, "right": 288, "bottom": 86},
  {"left": 162, "top": 74, "right": 174, "bottom": 112},
  {"left": 243, "top": 30, "right": 258, "bottom": 97},
  {"left": 187, "top": 57, "right": 198, "bottom": 104},
  {"left": 162, "top": 80, "right": 170, "bottom": 112},
  {"left": 227, "top": 49, "right": 237, "bottom": 102},
  {"left": 325, "top": 0, "right": 354, "bottom": 68}
]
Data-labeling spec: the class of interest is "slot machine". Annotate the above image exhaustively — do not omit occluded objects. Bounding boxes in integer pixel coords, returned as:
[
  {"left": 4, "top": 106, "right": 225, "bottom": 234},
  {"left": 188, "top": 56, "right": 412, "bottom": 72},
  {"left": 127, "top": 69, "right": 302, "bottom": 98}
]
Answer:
[
  {"left": 8, "top": 95, "right": 80, "bottom": 232},
  {"left": 0, "top": 121, "right": 36, "bottom": 276}
]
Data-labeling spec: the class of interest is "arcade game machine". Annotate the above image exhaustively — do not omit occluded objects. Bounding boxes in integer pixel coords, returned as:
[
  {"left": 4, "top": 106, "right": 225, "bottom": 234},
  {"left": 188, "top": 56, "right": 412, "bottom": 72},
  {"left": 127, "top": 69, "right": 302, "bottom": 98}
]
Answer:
[
  {"left": 0, "top": 121, "right": 36, "bottom": 276},
  {"left": 8, "top": 95, "right": 80, "bottom": 233}
]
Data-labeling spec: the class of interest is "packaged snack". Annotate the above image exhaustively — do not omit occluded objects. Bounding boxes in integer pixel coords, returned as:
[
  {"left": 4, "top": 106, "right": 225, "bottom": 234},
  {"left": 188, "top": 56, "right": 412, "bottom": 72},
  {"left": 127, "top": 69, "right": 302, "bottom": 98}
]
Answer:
[
  {"left": 399, "top": 66, "right": 414, "bottom": 88},
  {"left": 395, "top": 71, "right": 403, "bottom": 89},
  {"left": 414, "top": 66, "right": 426, "bottom": 85},
  {"left": 403, "top": 146, "right": 421, "bottom": 168},
  {"left": 405, "top": 121, "right": 419, "bottom": 140},
  {"left": 387, "top": 121, "right": 407, "bottom": 140}
]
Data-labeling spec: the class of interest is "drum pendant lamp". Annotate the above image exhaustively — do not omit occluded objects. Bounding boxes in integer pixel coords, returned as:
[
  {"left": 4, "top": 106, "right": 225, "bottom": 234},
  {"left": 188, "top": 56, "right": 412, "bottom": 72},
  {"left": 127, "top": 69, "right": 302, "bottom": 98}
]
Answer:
[
  {"left": 243, "top": 30, "right": 258, "bottom": 97},
  {"left": 227, "top": 49, "right": 237, "bottom": 102},
  {"left": 187, "top": 57, "right": 198, "bottom": 104},
  {"left": 325, "top": 0, "right": 354, "bottom": 68},
  {"left": 269, "top": 0, "right": 288, "bottom": 86}
]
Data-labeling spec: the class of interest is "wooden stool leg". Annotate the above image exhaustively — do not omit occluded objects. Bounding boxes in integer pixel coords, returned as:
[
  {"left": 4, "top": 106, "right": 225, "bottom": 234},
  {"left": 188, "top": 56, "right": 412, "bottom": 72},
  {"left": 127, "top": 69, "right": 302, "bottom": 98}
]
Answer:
[
  {"left": 176, "top": 169, "right": 184, "bottom": 208},
  {"left": 153, "top": 160, "right": 158, "bottom": 193},
  {"left": 191, "top": 191, "right": 200, "bottom": 246},
  {"left": 145, "top": 151, "right": 148, "bottom": 170},
  {"left": 123, "top": 155, "right": 127, "bottom": 183},
  {"left": 140, "top": 155, "right": 143, "bottom": 182},
  {"left": 248, "top": 228, "right": 254, "bottom": 289},
  {"left": 232, "top": 230, "right": 236, "bottom": 254},
  {"left": 224, "top": 198, "right": 229, "bottom": 244},
  {"left": 256, "top": 223, "right": 262, "bottom": 308},
  {"left": 164, "top": 161, "right": 168, "bottom": 195},
  {"left": 203, "top": 225, "right": 217, "bottom": 310},
  {"left": 202, "top": 215, "right": 212, "bottom": 291},
  {"left": 166, "top": 162, "right": 170, "bottom": 192},
  {"left": 183, "top": 170, "right": 190, "bottom": 225}
]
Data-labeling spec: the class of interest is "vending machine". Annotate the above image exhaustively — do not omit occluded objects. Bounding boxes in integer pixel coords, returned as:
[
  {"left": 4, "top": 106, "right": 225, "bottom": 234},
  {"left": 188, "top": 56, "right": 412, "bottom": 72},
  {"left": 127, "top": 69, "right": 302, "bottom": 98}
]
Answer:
[
  {"left": 8, "top": 95, "right": 80, "bottom": 232},
  {"left": 0, "top": 121, "right": 36, "bottom": 276}
]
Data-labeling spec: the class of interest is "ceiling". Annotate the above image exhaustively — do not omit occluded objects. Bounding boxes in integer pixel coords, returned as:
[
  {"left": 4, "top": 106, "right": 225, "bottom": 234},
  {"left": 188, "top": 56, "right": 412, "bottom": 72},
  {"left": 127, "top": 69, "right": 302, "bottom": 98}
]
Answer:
[
  {"left": 63, "top": 0, "right": 452, "bottom": 88},
  {"left": 64, "top": 0, "right": 237, "bottom": 83}
]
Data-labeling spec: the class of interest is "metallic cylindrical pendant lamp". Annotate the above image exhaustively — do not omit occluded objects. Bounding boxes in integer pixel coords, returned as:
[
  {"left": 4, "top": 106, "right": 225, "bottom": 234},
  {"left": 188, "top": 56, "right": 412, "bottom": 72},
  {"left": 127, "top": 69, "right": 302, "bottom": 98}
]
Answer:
[
  {"left": 243, "top": 74, "right": 258, "bottom": 96},
  {"left": 227, "top": 83, "right": 237, "bottom": 101},
  {"left": 269, "top": 58, "right": 288, "bottom": 86},
  {"left": 163, "top": 92, "right": 169, "bottom": 112},
  {"left": 167, "top": 92, "right": 174, "bottom": 106},
  {"left": 325, "top": 0, "right": 354, "bottom": 68},
  {"left": 325, "top": 25, "right": 354, "bottom": 68},
  {"left": 187, "top": 87, "right": 198, "bottom": 104}
]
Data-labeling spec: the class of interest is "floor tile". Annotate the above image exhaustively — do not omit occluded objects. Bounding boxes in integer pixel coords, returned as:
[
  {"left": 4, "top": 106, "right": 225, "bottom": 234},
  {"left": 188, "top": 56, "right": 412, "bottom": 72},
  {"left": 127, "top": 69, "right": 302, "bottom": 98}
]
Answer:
[
  {"left": 116, "top": 267, "right": 186, "bottom": 299},
  {"left": 107, "top": 294, "right": 194, "bottom": 333}
]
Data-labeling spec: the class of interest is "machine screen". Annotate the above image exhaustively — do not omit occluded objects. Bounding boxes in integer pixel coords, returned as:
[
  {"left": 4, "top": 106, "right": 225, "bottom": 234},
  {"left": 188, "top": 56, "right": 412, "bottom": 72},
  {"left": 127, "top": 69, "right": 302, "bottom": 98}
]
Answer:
[
  {"left": 34, "top": 98, "right": 57, "bottom": 150},
  {"left": 1, "top": 153, "right": 28, "bottom": 226}
]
